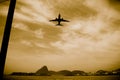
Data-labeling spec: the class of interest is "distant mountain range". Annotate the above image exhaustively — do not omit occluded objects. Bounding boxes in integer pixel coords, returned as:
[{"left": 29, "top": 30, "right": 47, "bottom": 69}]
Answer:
[{"left": 11, "top": 66, "right": 120, "bottom": 76}]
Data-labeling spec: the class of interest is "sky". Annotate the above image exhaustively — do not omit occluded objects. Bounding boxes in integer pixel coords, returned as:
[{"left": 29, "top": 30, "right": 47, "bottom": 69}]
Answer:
[
  {"left": 0, "top": 0, "right": 10, "bottom": 50},
  {"left": 0, "top": 0, "right": 120, "bottom": 74}
]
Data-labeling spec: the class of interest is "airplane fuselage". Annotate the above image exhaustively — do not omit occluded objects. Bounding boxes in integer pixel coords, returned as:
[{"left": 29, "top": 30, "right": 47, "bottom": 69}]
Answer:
[
  {"left": 57, "top": 14, "right": 62, "bottom": 25},
  {"left": 50, "top": 14, "right": 69, "bottom": 26}
]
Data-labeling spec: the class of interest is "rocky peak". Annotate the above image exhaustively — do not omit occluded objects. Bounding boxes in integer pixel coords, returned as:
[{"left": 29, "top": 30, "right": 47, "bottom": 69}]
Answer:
[{"left": 35, "top": 66, "right": 49, "bottom": 76}]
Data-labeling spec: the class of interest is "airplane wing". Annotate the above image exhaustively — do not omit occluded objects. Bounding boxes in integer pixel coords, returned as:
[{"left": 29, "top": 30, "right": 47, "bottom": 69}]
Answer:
[
  {"left": 61, "top": 19, "right": 69, "bottom": 22},
  {"left": 49, "top": 18, "right": 58, "bottom": 21}
]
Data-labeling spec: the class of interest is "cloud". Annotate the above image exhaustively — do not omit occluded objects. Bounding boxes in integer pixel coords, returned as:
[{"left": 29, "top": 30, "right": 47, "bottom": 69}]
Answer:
[
  {"left": 50, "top": 0, "right": 120, "bottom": 66},
  {"left": 20, "top": 40, "right": 33, "bottom": 47},
  {"left": 0, "top": 0, "right": 10, "bottom": 48},
  {"left": 34, "top": 29, "right": 45, "bottom": 39},
  {"left": 4, "top": 0, "right": 120, "bottom": 74},
  {"left": 0, "top": 0, "right": 9, "bottom": 3},
  {"left": 14, "top": 0, "right": 54, "bottom": 24},
  {"left": 84, "top": 0, "right": 120, "bottom": 22},
  {"left": 108, "top": 0, "right": 120, "bottom": 12},
  {"left": 12, "top": 22, "right": 45, "bottom": 40},
  {"left": 13, "top": 23, "right": 30, "bottom": 31},
  {"left": 0, "top": 0, "right": 9, "bottom": 15}
]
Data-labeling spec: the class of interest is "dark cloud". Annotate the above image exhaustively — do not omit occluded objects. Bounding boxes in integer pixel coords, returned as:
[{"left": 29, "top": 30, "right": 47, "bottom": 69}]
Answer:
[
  {"left": 0, "top": 16, "right": 6, "bottom": 48},
  {"left": 0, "top": 0, "right": 9, "bottom": 3},
  {"left": 0, "top": 16, "right": 6, "bottom": 36},
  {"left": 110, "top": 19, "right": 120, "bottom": 31},
  {"left": 15, "top": 0, "right": 30, "bottom": 9},
  {"left": 108, "top": 0, "right": 120, "bottom": 12},
  {"left": 41, "top": 0, "right": 97, "bottom": 19},
  {"left": 109, "top": 0, "right": 120, "bottom": 3}
]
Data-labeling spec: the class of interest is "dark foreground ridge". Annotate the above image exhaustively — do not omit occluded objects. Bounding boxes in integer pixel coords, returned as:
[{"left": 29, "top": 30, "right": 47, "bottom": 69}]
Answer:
[{"left": 10, "top": 66, "right": 120, "bottom": 76}]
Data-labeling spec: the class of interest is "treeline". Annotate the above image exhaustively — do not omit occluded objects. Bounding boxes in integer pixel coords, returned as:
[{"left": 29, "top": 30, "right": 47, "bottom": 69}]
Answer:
[{"left": 11, "top": 72, "right": 35, "bottom": 76}]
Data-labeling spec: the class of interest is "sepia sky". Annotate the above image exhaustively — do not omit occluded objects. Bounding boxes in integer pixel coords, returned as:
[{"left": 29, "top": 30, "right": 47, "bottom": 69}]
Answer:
[{"left": 0, "top": 0, "right": 120, "bottom": 74}]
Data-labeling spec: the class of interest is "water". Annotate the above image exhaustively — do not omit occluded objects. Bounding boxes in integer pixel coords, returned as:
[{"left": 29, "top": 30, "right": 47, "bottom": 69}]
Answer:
[{"left": 3, "top": 76, "right": 120, "bottom": 80}]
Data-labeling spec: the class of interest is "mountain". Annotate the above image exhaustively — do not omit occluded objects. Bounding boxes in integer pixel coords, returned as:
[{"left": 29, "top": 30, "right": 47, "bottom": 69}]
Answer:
[
  {"left": 10, "top": 66, "right": 120, "bottom": 76},
  {"left": 35, "top": 66, "right": 49, "bottom": 76},
  {"left": 58, "top": 70, "right": 74, "bottom": 76},
  {"left": 95, "top": 70, "right": 113, "bottom": 76},
  {"left": 112, "top": 68, "right": 120, "bottom": 75},
  {"left": 48, "top": 70, "right": 57, "bottom": 75},
  {"left": 72, "top": 70, "right": 87, "bottom": 76}
]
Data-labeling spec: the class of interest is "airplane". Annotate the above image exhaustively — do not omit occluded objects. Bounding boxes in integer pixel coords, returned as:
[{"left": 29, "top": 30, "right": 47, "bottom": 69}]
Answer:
[{"left": 50, "top": 14, "right": 69, "bottom": 26}]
